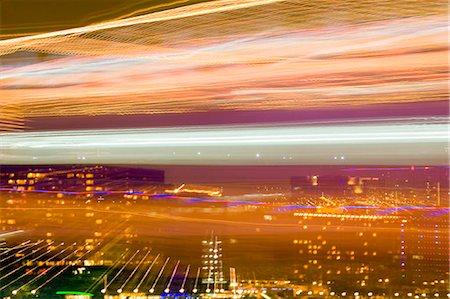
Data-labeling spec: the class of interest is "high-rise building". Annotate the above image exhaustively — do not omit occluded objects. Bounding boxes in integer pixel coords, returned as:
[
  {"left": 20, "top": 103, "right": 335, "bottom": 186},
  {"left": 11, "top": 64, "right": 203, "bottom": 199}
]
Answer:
[
  {"left": 201, "top": 235, "right": 226, "bottom": 292},
  {"left": 401, "top": 217, "right": 449, "bottom": 283}
]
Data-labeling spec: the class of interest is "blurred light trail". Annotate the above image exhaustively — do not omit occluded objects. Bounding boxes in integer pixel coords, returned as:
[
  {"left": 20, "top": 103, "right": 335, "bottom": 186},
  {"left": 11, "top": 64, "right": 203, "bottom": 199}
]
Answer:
[
  {"left": 0, "top": 240, "right": 31, "bottom": 256},
  {"left": 0, "top": 0, "right": 285, "bottom": 51},
  {"left": 134, "top": 253, "right": 160, "bottom": 293},
  {"left": 165, "top": 260, "right": 180, "bottom": 293},
  {"left": 293, "top": 212, "right": 398, "bottom": 220},
  {"left": 179, "top": 264, "right": 190, "bottom": 293},
  {"left": 192, "top": 267, "right": 201, "bottom": 293},
  {"left": 150, "top": 257, "right": 170, "bottom": 293},
  {"left": 117, "top": 250, "right": 151, "bottom": 293},
  {"left": 0, "top": 242, "right": 62, "bottom": 291},
  {"left": 102, "top": 249, "right": 140, "bottom": 293},
  {"left": 0, "top": 0, "right": 447, "bottom": 131},
  {"left": 427, "top": 208, "right": 450, "bottom": 216},
  {"left": 375, "top": 206, "right": 442, "bottom": 215},
  {"left": 343, "top": 166, "right": 449, "bottom": 171},
  {"left": 86, "top": 249, "right": 129, "bottom": 294},
  {"left": 0, "top": 240, "right": 43, "bottom": 263},
  {"left": 15, "top": 246, "right": 86, "bottom": 294},
  {"left": 0, "top": 241, "right": 54, "bottom": 274},
  {"left": 31, "top": 249, "right": 93, "bottom": 295},
  {"left": 1, "top": 121, "right": 447, "bottom": 165},
  {"left": 0, "top": 230, "right": 25, "bottom": 238}
]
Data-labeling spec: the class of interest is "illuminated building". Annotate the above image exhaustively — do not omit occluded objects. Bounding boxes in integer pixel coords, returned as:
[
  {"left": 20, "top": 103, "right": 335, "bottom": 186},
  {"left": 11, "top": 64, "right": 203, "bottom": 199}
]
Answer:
[
  {"left": 291, "top": 175, "right": 351, "bottom": 198},
  {"left": 292, "top": 213, "right": 398, "bottom": 290},
  {"left": 0, "top": 165, "right": 164, "bottom": 194},
  {"left": 401, "top": 218, "right": 449, "bottom": 283},
  {"left": 201, "top": 236, "right": 226, "bottom": 292}
]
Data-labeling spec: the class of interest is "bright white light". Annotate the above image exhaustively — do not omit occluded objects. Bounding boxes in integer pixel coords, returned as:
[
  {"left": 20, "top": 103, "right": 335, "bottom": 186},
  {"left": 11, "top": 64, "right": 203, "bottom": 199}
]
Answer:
[{"left": 2, "top": 122, "right": 446, "bottom": 165}]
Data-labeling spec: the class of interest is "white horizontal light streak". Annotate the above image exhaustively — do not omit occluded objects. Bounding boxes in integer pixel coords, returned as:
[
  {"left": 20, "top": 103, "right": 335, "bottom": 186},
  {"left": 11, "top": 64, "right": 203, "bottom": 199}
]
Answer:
[
  {"left": 2, "top": 124, "right": 447, "bottom": 148},
  {"left": 1, "top": 122, "right": 448, "bottom": 165},
  {"left": 8, "top": 132, "right": 446, "bottom": 148}
]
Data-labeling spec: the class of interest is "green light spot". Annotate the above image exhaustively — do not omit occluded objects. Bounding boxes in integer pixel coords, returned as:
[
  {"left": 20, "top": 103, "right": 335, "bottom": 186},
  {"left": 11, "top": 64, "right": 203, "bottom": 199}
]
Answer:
[{"left": 56, "top": 291, "right": 93, "bottom": 296}]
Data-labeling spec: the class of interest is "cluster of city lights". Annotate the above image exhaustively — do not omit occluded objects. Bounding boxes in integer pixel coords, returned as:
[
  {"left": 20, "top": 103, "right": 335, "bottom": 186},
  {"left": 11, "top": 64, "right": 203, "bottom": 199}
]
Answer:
[
  {"left": 294, "top": 212, "right": 399, "bottom": 220},
  {"left": 294, "top": 290, "right": 450, "bottom": 298}
]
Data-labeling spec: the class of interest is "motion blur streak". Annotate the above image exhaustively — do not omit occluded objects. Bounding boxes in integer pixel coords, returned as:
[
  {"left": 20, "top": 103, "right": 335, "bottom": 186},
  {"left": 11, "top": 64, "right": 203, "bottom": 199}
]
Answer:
[
  {"left": 0, "top": 0, "right": 284, "bottom": 49},
  {"left": 0, "top": 0, "right": 447, "bottom": 129},
  {"left": 1, "top": 120, "right": 447, "bottom": 165}
]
